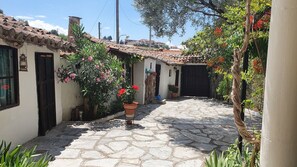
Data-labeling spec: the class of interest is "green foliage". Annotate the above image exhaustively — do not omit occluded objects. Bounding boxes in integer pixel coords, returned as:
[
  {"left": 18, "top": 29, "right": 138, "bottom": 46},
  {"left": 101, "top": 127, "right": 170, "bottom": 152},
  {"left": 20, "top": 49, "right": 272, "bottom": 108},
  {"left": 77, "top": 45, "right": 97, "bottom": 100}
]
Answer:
[
  {"left": 168, "top": 85, "right": 178, "bottom": 93},
  {"left": 184, "top": 0, "right": 270, "bottom": 112},
  {"left": 102, "top": 36, "right": 112, "bottom": 41},
  {"left": 49, "top": 29, "right": 68, "bottom": 41},
  {"left": 205, "top": 141, "right": 260, "bottom": 167},
  {"left": 117, "top": 85, "right": 139, "bottom": 104},
  {"left": 108, "top": 98, "right": 124, "bottom": 114},
  {"left": 134, "top": 0, "right": 235, "bottom": 37},
  {"left": 123, "top": 54, "right": 143, "bottom": 66},
  {"left": 50, "top": 30, "right": 58, "bottom": 36},
  {"left": 0, "top": 141, "right": 50, "bottom": 167},
  {"left": 205, "top": 151, "right": 227, "bottom": 167},
  {"left": 57, "top": 25, "right": 124, "bottom": 116},
  {"left": 216, "top": 71, "right": 233, "bottom": 101},
  {"left": 242, "top": 64, "right": 265, "bottom": 112},
  {"left": 58, "top": 34, "right": 67, "bottom": 41},
  {"left": 0, "top": 9, "right": 3, "bottom": 14}
]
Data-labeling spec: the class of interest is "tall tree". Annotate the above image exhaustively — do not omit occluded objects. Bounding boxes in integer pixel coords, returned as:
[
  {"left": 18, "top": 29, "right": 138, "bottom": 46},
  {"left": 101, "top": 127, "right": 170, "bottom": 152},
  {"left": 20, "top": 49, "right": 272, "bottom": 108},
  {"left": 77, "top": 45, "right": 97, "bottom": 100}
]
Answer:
[{"left": 134, "top": 0, "right": 235, "bottom": 37}]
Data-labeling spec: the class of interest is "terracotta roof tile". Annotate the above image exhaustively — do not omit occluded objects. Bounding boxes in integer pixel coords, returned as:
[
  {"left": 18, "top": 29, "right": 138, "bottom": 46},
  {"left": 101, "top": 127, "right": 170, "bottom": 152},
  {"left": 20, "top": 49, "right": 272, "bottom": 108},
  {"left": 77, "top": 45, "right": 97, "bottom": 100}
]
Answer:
[
  {"left": 0, "top": 14, "right": 75, "bottom": 52},
  {"left": 84, "top": 34, "right": 205, "bottom": 65}
]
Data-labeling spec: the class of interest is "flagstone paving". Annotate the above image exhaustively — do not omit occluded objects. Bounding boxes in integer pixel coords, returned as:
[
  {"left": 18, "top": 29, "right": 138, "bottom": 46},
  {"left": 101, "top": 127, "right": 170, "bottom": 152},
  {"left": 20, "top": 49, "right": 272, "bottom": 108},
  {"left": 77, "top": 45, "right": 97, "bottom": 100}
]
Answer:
[{"left": 24, "top": 97, "right": 261, "bottom": 167}]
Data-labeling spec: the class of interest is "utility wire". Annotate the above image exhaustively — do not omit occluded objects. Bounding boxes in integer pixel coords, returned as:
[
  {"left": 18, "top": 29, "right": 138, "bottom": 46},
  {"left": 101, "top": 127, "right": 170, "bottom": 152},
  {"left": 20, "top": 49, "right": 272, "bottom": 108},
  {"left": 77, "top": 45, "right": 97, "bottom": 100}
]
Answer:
[
  {"left": 119, "top": 3, "right": 142, "bottom": 26},
  {"left": 89, "top": 0, "right": 109, "bottom": 33}
]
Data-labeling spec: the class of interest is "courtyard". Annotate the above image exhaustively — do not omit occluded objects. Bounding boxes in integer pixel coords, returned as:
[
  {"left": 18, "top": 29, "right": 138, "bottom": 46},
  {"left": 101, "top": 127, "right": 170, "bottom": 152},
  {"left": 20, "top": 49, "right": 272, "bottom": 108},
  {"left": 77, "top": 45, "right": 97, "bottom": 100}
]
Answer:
[{"left": 24, "top": 97, "right": 261, "bottom": 167}]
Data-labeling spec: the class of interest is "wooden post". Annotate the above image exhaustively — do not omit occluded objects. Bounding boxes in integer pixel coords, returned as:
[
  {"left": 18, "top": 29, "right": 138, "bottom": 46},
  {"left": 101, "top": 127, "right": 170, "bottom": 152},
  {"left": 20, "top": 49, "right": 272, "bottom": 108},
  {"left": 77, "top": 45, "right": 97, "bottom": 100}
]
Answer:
[{"left": 116, "top": 0, "right": 120, "bottom": 44}]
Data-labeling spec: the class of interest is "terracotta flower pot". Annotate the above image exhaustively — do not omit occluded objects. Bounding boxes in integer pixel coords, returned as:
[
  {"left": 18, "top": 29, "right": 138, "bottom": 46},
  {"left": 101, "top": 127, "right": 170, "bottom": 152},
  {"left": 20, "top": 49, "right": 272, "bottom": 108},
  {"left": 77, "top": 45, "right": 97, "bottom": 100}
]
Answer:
[{"left": 123, "top": 102, "right": 138, "bottom": 125}]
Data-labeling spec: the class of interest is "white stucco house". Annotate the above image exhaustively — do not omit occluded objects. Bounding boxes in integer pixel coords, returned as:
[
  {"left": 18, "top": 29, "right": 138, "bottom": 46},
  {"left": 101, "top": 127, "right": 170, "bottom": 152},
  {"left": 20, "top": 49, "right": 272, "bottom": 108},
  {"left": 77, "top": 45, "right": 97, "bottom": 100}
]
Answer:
[
  {"left": 0, "top": 14, "right": 79, "bottom": 147},
  {"left": 86, "top": 34, "right": 208, "bottom": 104},
  {"left": 103, "top": 43, "right": 209, "bottom": 104},
  {"left": 0, "top": 14, "right": 209, "bottom": 147}
]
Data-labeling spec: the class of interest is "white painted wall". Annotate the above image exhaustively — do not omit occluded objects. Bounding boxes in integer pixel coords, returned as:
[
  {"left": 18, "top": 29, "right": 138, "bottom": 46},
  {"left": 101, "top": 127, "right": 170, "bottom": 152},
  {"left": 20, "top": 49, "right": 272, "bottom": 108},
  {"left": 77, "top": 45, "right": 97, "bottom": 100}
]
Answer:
[
  {"left": 60, "top": 59, "right": 82, "bottom": 121},
  {"left": 144, "top": 58, "right": 156, "bottom": 73},
  {"left": 133, "top": 58, "right": 156, "bottom": 104},
  {"left": 0, "top": 40, "right": 62, "bottom": 147},
  {"left": 156, "top": 61, "right": 181, "bottom": 99},
  {"left": 133, "top": 61, "right": 145, "bottom": 104},
  {"left": 260, "top": 0, "right": 297, "bottom": 166}
]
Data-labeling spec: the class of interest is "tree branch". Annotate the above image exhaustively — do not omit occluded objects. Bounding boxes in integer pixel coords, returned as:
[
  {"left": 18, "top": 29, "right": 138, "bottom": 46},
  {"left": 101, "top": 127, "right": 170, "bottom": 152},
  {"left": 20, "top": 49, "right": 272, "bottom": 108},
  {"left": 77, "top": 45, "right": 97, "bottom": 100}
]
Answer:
[
  {"left": 193, "top": 0, "right": 225, "bottom": 15},
  {"left": 254, "top": 6, "right": 271, "bottom": 23},
  {"left": 186, "top": 6, "right": 224, "bottom": 18}
]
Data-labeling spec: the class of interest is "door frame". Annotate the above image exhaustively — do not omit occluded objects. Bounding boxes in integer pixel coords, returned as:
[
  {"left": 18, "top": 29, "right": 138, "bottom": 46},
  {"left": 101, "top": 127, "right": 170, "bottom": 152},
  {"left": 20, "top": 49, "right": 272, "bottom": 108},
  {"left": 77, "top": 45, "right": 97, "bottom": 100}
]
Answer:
[
  {"left": 155, "top": 64, "right": 161, "bottom": 96},
  {"left": 35, "top": 52, "right": 56, "bottom": 136}
]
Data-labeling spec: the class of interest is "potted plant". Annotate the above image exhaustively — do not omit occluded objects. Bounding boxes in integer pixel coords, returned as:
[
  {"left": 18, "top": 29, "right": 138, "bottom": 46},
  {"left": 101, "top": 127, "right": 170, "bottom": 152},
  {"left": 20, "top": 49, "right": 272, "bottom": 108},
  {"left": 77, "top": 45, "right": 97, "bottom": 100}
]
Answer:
[
  {"left": 118, "top": 85, "right": 139, "bottom": 125},
  {"left": 168, "top": 85, "right": 179, "bottom": 98}
]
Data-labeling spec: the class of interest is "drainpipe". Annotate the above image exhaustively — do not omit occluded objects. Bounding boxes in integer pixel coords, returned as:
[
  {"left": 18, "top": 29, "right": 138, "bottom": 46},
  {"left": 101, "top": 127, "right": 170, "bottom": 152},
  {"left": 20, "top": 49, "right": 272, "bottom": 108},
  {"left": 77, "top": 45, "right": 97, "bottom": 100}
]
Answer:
[{"left": 260, "top": 0, "right": 297, "bottom": 166}]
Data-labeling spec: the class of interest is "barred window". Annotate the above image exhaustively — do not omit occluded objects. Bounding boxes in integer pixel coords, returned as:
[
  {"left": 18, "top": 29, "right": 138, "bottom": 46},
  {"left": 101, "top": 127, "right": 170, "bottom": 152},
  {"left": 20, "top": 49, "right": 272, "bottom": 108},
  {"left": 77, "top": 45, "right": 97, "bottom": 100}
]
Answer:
[{"left": 0, "top": 46, "right": 19, "bottom": 110}]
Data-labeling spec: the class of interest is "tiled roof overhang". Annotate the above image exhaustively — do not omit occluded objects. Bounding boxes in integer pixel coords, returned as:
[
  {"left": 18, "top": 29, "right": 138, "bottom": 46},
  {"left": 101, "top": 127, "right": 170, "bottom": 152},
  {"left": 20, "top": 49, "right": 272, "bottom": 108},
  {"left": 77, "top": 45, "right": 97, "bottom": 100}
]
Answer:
[{"left": 0, "top": 14, "right": 76, "bottom": 52}]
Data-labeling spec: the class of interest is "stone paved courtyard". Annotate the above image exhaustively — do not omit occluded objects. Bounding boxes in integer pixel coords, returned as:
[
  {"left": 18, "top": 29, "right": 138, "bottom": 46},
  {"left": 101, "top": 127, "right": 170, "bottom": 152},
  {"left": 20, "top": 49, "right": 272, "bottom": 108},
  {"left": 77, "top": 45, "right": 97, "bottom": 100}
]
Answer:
[{"left": 24, "top": 97, "right": 261, "bottom": 167}]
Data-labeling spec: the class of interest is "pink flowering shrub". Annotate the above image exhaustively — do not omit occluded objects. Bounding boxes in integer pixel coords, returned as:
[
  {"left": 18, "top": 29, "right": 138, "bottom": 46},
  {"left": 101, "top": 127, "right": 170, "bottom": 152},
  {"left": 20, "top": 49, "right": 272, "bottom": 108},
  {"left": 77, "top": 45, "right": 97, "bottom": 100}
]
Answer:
[{"left": 56, "top": 25, "right": 124, "bottom": 119}]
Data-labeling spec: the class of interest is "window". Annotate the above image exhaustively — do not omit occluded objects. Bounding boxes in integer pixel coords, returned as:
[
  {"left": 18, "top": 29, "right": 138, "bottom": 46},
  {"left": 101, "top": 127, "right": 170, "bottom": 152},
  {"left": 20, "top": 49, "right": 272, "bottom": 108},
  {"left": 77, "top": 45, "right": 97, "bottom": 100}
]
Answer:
[
  {"left": 0, "top": 46, "right": 19, "bottom": 110},
  {"left": 169, "top": 69, "right": 172, "bottom": 77}
]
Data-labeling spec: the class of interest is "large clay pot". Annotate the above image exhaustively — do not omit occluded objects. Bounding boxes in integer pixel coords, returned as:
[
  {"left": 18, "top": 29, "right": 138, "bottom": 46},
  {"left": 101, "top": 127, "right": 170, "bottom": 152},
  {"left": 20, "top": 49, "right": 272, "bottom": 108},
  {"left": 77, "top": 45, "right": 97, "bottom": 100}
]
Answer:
[{"left": 123, "top": 102, "right": 138, "bottom": 125}]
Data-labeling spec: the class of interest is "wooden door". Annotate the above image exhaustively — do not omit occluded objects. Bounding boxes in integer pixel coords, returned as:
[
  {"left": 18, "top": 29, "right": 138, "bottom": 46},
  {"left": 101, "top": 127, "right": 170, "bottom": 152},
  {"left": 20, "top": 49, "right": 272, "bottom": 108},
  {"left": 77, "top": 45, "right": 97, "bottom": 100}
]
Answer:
[
  {"left": 181, "top": 65, "right": 210, "bottom": 97},
  {"left": 155, "top": 64, "right": 161, "bottom": 96},
  {"left": 175, "top": 70, "right": 180, "bottom": 86},
  {"left": 35, "top": 53, "right": 56, "bottom": 136}
]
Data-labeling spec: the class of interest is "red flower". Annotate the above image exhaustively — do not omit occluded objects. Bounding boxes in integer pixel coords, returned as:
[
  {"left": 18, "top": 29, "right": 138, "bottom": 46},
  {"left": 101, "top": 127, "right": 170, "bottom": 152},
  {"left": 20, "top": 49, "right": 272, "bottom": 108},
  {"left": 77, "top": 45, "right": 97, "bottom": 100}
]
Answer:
[
  {"left": 217, "top": 56, "right": 225, "bottom": 63},
  {"left": 221, "top": 42, "right": 228, "bottom": 48},
  {"left": 214, "top": 27, "right": 222, "bottom": 37},
  {"left": 252, "top": 58, "right": 263, "bottom": 74},
  {"left": 118, "top": 88, "right": 126, "bottom": 97},
  {"left": 1, "top": 84, "right": 10, "bottom": 90},
  {"left": 249, "top": 15, "right": 254, "bottom": 24},
  {"left": 132, "top": 85, "right": 139, "bottom": 91},
  {"left": 207, "top": 60, "right": 214, "bottom": 67}
]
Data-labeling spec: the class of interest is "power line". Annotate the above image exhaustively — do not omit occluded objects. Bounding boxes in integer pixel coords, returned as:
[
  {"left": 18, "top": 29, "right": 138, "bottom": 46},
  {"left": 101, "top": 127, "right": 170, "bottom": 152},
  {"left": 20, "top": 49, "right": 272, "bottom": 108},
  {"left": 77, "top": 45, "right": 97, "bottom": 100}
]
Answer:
[
  {"left": 119, "top": 3, "right": 142, "bottom": 26},
  {"left": 89, "top": 0, "right": 109, "bottom": 33}
]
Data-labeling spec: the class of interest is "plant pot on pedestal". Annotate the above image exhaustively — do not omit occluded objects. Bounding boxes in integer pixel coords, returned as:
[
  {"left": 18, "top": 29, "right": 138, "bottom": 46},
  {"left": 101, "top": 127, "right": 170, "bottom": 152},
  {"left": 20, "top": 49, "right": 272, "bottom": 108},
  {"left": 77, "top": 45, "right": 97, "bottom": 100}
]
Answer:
[{"left": 123, "top": 102, "right": 138, "bottom": 125}]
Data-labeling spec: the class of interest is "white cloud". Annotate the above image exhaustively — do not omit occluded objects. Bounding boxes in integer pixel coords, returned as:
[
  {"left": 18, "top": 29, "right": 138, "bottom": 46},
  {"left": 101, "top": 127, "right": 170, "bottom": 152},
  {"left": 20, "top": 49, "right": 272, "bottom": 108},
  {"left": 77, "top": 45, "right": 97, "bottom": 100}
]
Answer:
[
  {"left": 15, "top": 16, "right": 34, "bottom": 20},
  {"left": 35, "top": 15, "right": 46, "bottom": 18},
  {"left": 28, "top": 20, "right": 68, "bottom": 35},
  {"left": 166, "top": 41, "right": 174, "bottom": 47},
  {"left": 177, "top": 45, "right": 186, "bottom": 50}
]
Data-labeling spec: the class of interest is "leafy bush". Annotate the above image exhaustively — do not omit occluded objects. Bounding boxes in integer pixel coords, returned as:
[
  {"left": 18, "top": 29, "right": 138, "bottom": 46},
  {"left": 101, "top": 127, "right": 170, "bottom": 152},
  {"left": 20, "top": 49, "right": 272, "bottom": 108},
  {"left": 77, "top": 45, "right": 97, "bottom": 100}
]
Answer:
[
  {"left": 205, "top": 141, "right": 260, "bottom": 167},
  {"left": 215, "top": 71, "right": 233, "bottom": 102},
  {"left": 242, "top": 64, "right": 265, "bottom": 112},
  {"left": 168, "top": 85, "right": 178, "bottom": 93},
  {"left": 56, "top": 25, "right": 124, "bottom": 120},
  {"left": 0, "top": 141, "right": 50, "bottom": 167}
]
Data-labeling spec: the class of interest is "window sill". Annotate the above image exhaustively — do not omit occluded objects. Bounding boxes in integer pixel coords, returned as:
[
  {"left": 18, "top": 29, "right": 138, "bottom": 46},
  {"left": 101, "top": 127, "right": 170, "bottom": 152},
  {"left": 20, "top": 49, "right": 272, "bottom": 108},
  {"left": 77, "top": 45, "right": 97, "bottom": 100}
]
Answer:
[{"left": 0, "top": 103, "right": 20, "bottom": 111}]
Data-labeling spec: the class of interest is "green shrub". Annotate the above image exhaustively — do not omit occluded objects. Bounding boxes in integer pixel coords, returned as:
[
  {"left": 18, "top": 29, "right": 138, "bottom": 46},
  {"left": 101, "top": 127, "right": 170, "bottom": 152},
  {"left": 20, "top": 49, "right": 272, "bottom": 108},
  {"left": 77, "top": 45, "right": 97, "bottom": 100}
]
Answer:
[
  {"left": 216, "top": 71, "right": 233, "bottom": 102},
  {"left": 205, "top": 141, "right": 260, "bottom": 167},
  {"left": 0, "top": 141, "right": 50, "bottom": 167},
  {"left": 168, "top": 85, "right": 178, "bottom": 93}
]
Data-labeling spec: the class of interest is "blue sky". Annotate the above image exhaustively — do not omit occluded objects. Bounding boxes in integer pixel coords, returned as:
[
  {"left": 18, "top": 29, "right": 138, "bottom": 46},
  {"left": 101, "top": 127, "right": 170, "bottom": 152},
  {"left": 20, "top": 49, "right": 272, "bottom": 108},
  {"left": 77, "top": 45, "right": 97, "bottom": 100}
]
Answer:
[{"left": 1, "top": 0, "right": 198, "bottom": 46}]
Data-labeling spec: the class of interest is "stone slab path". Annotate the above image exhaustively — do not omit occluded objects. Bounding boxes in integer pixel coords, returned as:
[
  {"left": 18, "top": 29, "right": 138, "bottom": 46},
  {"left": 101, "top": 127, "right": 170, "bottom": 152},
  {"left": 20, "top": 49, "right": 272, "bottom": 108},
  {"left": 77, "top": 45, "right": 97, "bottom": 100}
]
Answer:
[{"left": 24, "top": 97, "right": 261, "bottom": 167}]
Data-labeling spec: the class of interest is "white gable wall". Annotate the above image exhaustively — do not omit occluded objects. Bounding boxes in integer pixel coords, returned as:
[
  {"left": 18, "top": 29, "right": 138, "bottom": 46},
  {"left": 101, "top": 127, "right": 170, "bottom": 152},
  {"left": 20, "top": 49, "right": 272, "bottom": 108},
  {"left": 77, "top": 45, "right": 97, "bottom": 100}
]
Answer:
[
  {"left": 157, "top": 61, "right": 181, "bottom": 99},
  {"left": 133, "top": 58, "right": 156, "bottom": 104},
  {"left": 0, "top": 39, "right": 63, "bottom": 147},
  {"left": 60, "top": 59, "right": 82, "bottom": 121}
]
